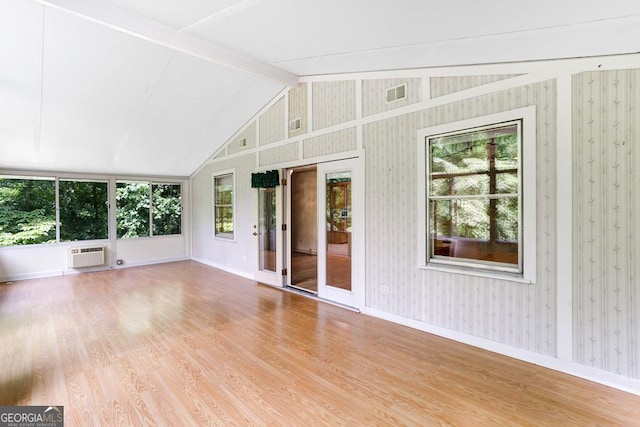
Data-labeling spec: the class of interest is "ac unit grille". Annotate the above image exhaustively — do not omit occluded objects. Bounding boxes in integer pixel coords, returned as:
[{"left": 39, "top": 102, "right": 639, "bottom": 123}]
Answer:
[{"left": 69, "top": 246, "right": 105, "bottom": 268}]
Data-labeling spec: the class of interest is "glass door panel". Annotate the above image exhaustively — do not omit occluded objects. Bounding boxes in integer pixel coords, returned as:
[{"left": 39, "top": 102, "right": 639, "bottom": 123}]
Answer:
[
  {"left": 317, "top": 159, "right": 359, "bottom": 307},
  {"left": 255, "top": 182, "right": 282, "bottom": 287},
  {"left": 325, "top": 172, "right": 352, "bottom": 291},
  {"left": 259, "top": 187, "right": 276, "bottom": 272}
]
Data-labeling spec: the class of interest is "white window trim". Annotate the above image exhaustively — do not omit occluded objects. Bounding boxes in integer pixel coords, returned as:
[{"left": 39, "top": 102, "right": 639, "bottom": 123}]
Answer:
[
  {"left": 417, "top": 106, "right": 537, "bottom": 284},
  {"left": 212, "top": 169, "right": 236, "bottom": 241}
]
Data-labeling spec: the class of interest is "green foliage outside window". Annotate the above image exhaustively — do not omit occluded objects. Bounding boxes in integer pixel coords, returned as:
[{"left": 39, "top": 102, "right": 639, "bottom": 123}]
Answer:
[
  {"left": 152, "top": 184, "right": 182, "bottom": 236},
  {"left": 214, "top": 174, "right": 234, "bottom": 236},
  {"left": 116, "top": 181, "right": 182, "bottom": 238},
  {"left": 0, "top": 177, "right": 182, "bottom": 246},
  {"left": 429, "top": 124, "right": 519, "bottom": 243},
  {"left": 0, "top": 178, "right": 56, "bottom": 246},
  {"left": 116, "top": 182, "right": 150, "bottom": 238},
  {"left": 59, "top": 180, "right": 109, "bottom": 242}
]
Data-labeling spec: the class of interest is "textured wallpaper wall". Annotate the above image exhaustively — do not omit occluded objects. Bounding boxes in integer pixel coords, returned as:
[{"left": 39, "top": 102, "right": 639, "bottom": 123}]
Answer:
[
  {"left": 227, "top": 122, "right": 256, "bottom": 155},
  {"left": 312, "top": 81, "right": 356, "bottom": 130},
  {"left": 362, "top": 78, "right": 422, "bottom": 117},
  {"left": 430, "top": 74, "right": 523, "bottom": 98},
  {"left": 288, "top": 82, "right": 308, "bottom": 137},
  {"left": 191, "top": 154, "right": 256, "bottom": 274},
  {"left": 303, "top": 127, "right": 357, "bottom": 159},
  {"left": 259, "top": 98, "right": 285, "bottom": 145},
  {"left": 573, "top": 69, "right": 640, "bottom": 378},
  {"left": 364, "top": 80, "right": 558, "bottom": 355}
]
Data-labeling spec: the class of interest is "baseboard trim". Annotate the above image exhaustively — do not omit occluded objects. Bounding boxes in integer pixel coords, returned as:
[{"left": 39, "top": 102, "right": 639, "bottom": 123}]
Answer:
[
  {"left": 0, "top": 257, "right": 190, "bottom": 283},
  {"left": 113, "top": 256, "right": 189, "bottom": 270},
  {"left": 191, "top": 257, "right": 253, "bottom": 280},
  {"left": 363, "top": 307, "right": 640, "bottom": 397}
]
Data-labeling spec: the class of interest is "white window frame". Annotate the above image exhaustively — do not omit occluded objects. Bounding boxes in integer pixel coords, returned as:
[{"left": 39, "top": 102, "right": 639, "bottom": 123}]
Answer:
[
  {"left": 213, "top": 169, "right": 236, "bottom": 241},
  {"left": 115, "top": 180, "right": 183, "bottom": 239},
  {"left": 417, "top": 106, "right": 536, "bottom": 284}
]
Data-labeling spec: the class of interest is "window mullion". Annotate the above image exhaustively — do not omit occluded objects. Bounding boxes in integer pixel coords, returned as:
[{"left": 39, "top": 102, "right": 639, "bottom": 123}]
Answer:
[
  {"left": 55, "top": 177, "right": 61, "bottom": 243},
  {"left": 488, "top": 137, "right": 497, "bottom": 246},
  {"left": 148, "top": 182, "right": 153, "bottom": 237}
]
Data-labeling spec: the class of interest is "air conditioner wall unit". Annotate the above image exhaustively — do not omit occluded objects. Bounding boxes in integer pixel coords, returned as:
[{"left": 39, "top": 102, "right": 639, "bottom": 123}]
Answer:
[{"left": 68, "top": 246, "right": 105, "bottom": 268}]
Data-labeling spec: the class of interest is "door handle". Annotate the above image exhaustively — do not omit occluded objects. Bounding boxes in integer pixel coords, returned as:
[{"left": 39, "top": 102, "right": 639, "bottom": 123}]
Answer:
[{"left": 253, "top": 232, "right": 258, "bottom": 236}]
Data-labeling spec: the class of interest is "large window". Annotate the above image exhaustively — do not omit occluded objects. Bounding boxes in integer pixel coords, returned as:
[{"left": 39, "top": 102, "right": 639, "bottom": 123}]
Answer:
[
  {"left": 116, "top": 181, "right": 182, "bottom": 238},
  {"left": 419, "top": 107, "right": 536, "bottom": 281},
  {"left": 116, "top": 181, "right": 150, "bottom": 238},
  {"left": 214, "top": 172, "right": 234, "bottom": 238},
  {"left": 0, "top": 177, "right": 109, "bottom": 246},
  {"left": 59, "top": 179, "right": 109, "bottom": 242},
  {"left": 428, "top": 122, "right": 521, "bottom": 272},
  {"left": 0, "top": 177, "right": 56, "bottom": 246},
  {"left": 152, "top": 183, "right": 182, "bottom": 236}
]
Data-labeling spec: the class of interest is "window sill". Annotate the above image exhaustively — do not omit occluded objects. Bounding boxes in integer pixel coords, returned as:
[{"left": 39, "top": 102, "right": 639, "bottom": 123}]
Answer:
[
  {"left": 419, "top": 263, "right": 533, "bottom": 285},
  {"left": 214, "top": 235, "right": 236, "bottom": 243}
]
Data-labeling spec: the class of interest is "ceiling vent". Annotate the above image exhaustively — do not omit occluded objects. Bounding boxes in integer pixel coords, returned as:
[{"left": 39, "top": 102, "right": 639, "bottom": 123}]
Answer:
[
  {"left": 289, "top": 118, "right": 302, "bottom": 132},
  {"left": 386, "top": 83, "right": 407, "bottom": 103}
]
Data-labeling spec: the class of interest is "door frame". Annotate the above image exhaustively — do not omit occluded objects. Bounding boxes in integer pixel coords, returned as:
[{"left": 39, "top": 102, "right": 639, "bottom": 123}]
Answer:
[{"left": 316, "top": 158, "right": 364, "bottom": 308}]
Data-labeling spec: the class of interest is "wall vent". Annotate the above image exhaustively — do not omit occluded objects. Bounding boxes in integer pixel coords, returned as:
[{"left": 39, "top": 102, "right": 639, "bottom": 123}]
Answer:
[
  {"left": 386, "top": 83, "right": 407, "bottom": 103},
  {"left": 68, "top": 246, "right": 105, "bottom": 268},
  {"left": 289, "top": 118, "right": 302, "bottom": 132},
  {"left": 239, "top": 137, "right": 247, "bottom": 147}
]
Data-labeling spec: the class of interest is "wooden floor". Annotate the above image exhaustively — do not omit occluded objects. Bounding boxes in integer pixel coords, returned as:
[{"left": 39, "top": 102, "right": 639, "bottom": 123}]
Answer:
[
  {"left": 291, "top": 252, "right": 351, "bottom": 293},
  {"left": 1, "top": 261, "right": 640, "bottom": 426}
]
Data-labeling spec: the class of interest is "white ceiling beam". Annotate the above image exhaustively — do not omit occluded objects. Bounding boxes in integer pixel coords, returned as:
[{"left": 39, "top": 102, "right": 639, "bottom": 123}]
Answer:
[{"left": 32, "top": 0, "right": 299, "bottom": 87}]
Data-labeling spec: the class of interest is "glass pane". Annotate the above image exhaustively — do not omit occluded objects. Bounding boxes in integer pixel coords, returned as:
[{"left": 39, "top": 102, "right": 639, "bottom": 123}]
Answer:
[
  {"left": 116, "top": 181, "right": 150, "bottom": 238},
  {"left": 152, "top": 183, "right": 182, "bottom": 236},
  {"left": 215, "top": 207, "right": 234, "bottom": 235},
  {"left": 215, "top": 175, "right": 233, "bottom": 204},
  {"left": 258, "top": 187, "right": 276, "bottom": 272},
  {"left": 429, "top": 197, "right": 518, "bottom": 266},
  {"left": 326, "top": 172, "right": 351, "bottom": 291},
  {"left": 0, "top": 177, "right": 56, "bottom": 246},
  {"left": 430, "top": 124, "right": 518, "bottom": 196},
  {"left": 214, "top": 174, "right": 234, "bottom": 237},
  {"left": 496, "top": 198, "right": 519, "bottom": 242},
  {"left": 59, "top": 180, "right": 108, "bottom": 241}
]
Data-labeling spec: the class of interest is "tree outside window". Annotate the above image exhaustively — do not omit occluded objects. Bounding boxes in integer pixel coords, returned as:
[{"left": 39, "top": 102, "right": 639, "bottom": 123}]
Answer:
[
  {"left": 428, "top": 121, "right": 521, "bottom": 270},
  {"left": 0, "top": 177, "right": 56, "bottom": 246},
  {"left": 116, "top": 181, "right": 181, "bottom": 238},
  {"left": 214, "top": 173, "right": 234, "bottom": 238}
]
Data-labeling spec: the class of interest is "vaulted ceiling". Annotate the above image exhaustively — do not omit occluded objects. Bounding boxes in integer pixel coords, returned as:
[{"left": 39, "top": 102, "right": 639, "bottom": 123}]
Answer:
[{"left": 1, "top": 0, "right": 639, "bottom": 177}]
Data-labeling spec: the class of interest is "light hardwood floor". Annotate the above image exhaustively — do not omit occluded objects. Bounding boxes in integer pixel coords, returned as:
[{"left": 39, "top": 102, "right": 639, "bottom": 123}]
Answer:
[
  {"left": 1, "top": 261, "right": 639, "bottom": 426},
  {"left": 291, "top": 252, "right": 351, "bottom": 293}
]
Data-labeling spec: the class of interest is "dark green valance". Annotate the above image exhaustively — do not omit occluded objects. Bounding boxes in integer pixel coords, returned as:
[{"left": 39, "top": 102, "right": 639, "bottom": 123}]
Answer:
[{"left": 251, "top": 170, "right": 279, "bottom": 188}]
